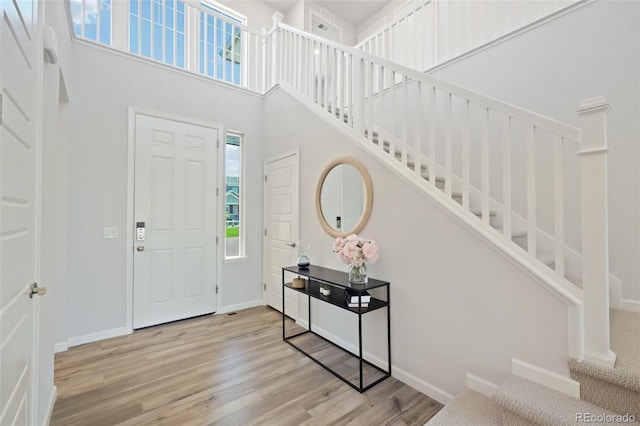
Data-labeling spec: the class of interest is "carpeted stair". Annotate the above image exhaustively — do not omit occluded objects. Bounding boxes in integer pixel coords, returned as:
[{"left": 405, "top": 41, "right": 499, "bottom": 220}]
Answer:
[
  {"left": 426, "top": 389, "right": 502, "bottom": 425},
  {"left": 493, "top": 375, "right": 624, "bottom": 425},
  {"left": 569, "top": 309, "right": 640, "bottom": 419},
  {"left": 425, "top": 308, "right": 640, "bottom": 425}
]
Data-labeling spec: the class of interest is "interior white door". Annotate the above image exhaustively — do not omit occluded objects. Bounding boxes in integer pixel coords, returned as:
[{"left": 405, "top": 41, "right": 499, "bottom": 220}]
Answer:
[
  {"left": 0, "top": 0, "right": 43, "bottom": 424},
  {"left": 264, "top": 154, "right": 299, "bottom": 317},
  {"left": 133, "top": 115, "right": 218, "bottom": 329}
]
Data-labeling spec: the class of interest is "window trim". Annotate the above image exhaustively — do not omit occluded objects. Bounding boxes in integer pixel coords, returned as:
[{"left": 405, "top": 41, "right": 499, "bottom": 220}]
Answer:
[{"left": 224, "top": 130, "right": 245, "bottom": 260}]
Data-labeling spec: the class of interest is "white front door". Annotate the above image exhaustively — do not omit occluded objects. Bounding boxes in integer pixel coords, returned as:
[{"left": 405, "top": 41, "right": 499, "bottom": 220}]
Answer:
[
  {"left": 263, "top": 153, "right": 299, "bottom": 317},
  {"left": 133, "top": 115, "right": 218, "bottom": 329},
  {"left": 0, "top": 0, "right": 43, "bottom": 424}
]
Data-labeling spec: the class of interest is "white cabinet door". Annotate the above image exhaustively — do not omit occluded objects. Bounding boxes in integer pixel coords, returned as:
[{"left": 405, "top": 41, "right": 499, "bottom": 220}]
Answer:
[
  {"left": 264, "top": 154, "right": 299, "bottom": 317},
  {"left": 133, "top": 115, "right": 218, "bottom": 328}
]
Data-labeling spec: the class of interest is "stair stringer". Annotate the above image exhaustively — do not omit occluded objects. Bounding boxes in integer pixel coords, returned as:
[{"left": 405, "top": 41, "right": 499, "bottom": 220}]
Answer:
[{"left": 276, "top": 82, "right": 586, "bottom": 361}]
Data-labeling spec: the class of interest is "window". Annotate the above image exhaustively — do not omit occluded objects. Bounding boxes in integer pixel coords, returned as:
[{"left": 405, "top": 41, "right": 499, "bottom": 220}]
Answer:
[
  {"left": 129, "top": 0, "right": 187, "bottom": 67},
  {"left": 199, "top": 2, "right": 244, "bottom": 85},
  {"left": 70, "top": 0, "right": 112, "bottom": 44},
  {"left": 225, "top": 133, "right": 244, "bottom": 258}
]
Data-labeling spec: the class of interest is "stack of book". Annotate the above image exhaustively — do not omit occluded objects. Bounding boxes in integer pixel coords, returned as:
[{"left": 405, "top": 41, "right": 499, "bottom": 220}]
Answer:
[{"left": 345, "top": 288, "right": 371, "bottom": 308}]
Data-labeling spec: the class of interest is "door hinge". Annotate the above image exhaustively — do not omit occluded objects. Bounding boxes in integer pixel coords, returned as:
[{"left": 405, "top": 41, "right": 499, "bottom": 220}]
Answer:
[
  {"left": 216, "top": 285, "right": 219, "bottom": 294},
  {"left": 264, "top": 175, "right": 267, "bottom": 183},
  {"left": 264, "top": 228, "right": 267, "bottom": 237},
  {"left": 216, "top": 236, "right": 219, "bottom": 244},
  {"left": 217, "top": 139, "right": 220, "bottom": 148},
  {"left": 216, "top": 187, "right": 219, "bottom": 196},
  {"left": 263, "top": 283, "right": 266, "bottom": 291}
]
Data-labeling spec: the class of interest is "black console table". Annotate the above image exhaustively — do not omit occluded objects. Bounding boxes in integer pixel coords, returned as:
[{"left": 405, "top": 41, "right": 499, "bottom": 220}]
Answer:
[{"left": 282, "top": 265, "right": 391, "bottom": 392}]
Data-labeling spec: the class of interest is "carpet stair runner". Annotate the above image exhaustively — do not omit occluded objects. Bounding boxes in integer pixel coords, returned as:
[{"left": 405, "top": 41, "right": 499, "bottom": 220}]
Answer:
[
  {"left": 426, "top": 309, "right": 640, "bottom": 425},
  {"left": 569, "top": 309, "right": 640, "bottom": 419}
]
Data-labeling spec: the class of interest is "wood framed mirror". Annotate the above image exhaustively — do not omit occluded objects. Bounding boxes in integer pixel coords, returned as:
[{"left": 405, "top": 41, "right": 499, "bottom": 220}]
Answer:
[{"left": 315, "top": 157, "right": 373, "bottom": 238}]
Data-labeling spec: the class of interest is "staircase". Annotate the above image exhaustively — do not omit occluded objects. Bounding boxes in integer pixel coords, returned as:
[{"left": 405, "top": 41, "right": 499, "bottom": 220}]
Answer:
[
  {"left": 265, "top": 14, "right": 616, "bottom": 367},
  {"left": 427, "top": 309, "right": 640, "bottom": 425}
]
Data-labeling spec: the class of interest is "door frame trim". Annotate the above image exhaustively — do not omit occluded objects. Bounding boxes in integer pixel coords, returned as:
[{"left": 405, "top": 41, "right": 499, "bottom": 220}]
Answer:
[
  {"left": 126, "top": 107, "right": 224, "bottom": 332},
  {"left": 262, "top": 149, "right": 300, "bottom": 305}
]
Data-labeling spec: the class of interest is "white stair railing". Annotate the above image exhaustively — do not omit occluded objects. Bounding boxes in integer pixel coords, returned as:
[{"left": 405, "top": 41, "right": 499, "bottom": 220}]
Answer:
[
  {"left": 354, "top": 0, "right": 582, "bottom": 72},
  {"left": 266, "top": 16, "right": 613, "bottom": 366}
]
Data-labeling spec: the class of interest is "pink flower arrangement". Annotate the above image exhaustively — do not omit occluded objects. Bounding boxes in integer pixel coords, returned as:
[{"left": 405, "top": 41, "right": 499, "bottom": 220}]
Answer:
[{"left": 332, "top": 234, "right": 379, "bottom": 266}]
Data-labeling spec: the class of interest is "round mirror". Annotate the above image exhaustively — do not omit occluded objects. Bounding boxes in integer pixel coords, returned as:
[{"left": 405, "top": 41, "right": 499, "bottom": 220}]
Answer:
[{"left": 315, "top": 157, "right": 373, "bottom": 237}]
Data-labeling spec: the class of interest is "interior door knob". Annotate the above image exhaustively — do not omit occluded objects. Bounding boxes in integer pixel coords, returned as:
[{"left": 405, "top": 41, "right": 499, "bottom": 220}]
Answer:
[
  {"left": 286, "top": 242, "right": 297, "bottom": 248},
  {"left": 30, "top": 282, "right": 47, "bottom": 299},
  {"left": 136, "top": 246, "right": 145, "bottom": 252}
]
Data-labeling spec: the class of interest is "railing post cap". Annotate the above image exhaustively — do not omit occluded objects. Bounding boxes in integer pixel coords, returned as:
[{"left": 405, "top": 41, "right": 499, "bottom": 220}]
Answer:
[
  {"left": 272, "top": 12, "right": 284, "bottom": 25},
  {"left": 577, "top": 96, "right": 612, "bottom": 116}
]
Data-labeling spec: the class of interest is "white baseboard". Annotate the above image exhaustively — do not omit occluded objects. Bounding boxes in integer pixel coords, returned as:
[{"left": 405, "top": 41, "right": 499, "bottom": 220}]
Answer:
[
  {"left": 42, "top": 385, "right": 57, "bottom": 426},
  {"left": 620, "top": 299, "right": 640, "bottom": 314},
  {"left": 216, "top": 299, "right": 265, "bottom": 315},
  {"left": 466, "top": 373, "right": 498, "bottom": 397},
  {"left": 54, "top": 341, "right": 68, "bottom": 353},
  {"left": 294, "top": 319, "right": 453, "bottom": 405},
  {"left": 512, "top": 358, "right": 580, "bottom": 398},
  {"left": 393, "top": 366, "right": 454, "bottom": 405},
  {"left": 67, "top": 327, "right": 130, "bottom": 348}
]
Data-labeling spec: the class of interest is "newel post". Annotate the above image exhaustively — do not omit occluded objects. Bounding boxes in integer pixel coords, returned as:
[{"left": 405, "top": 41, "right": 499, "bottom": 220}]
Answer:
[{"left": 577, "top": 96, "right": 616, "bottom": 368}]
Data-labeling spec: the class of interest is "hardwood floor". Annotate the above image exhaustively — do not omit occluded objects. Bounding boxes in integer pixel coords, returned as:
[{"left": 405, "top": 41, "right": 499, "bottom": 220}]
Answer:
[{"left": 52, "top": 306, "right": 442, "bottom": 425}]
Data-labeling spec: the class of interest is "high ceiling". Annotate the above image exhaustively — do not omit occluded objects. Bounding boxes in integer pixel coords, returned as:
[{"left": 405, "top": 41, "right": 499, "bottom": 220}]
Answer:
[{"left": 263, "top": 0, "right": 394, "bottom": 27}]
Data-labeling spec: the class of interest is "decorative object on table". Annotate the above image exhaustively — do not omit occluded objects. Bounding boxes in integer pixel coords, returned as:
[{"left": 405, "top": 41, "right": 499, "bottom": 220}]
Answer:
[
  {"left": 332, "top": 234, "right": 379, "bottom": 284},
  {"left": 292, "top": 277, "right": 307, "bottom": 289},
  {"left": 319, "top": 283, "right": 331, "bottom": 296},
  {"left": 296, "top": 241, "right": 311, "bottom": 268}
]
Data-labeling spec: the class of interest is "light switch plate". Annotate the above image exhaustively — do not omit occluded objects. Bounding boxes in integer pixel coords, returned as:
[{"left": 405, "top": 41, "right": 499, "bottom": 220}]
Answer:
[{"left": 104, "top": 227, "right": 119, "bottom": 239}]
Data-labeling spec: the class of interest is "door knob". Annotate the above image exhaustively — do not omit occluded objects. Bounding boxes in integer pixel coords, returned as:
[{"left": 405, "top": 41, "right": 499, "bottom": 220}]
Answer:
[
  {"left": 30, "top": 282, "right": 47, "bottom": 299},
  {"left": 136, "top": 246, "right": 145, "bottom": 252},
  {"left": 286, "top": 242, "right": 297, "bottom": 248}
]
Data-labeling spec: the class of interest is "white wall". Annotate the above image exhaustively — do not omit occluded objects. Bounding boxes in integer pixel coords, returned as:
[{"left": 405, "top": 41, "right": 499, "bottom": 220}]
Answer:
[
  {"left": 217, "top": 0, "right": 280, "bottom": 29},
  {"left": 264, "top": 86, "right": 570, "bottom": 400},
  {"left": 430, "top": 0, "right": 640, "bottom": 300},
  {"left": 58, "top": 43, "right": 265, "bottom": 343}
]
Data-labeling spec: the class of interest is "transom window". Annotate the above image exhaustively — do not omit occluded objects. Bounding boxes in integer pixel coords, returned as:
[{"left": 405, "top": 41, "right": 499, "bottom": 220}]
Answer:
[
  {"left": 70, "top": 0, "right": 112, "bottom": 44},
  {"left": 129, "top": 0, "right": 187, "bottom": 67}
]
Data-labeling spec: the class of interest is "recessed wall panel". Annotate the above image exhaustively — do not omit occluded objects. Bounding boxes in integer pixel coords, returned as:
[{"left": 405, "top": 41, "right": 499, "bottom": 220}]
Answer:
[
  {"left": 151, "top": 249, "right": 173, "bottom": 304},
  {"left": 152, "top": 129, "right": 174, "bottom": 147},
  {"left": 185, "top": 160, "right": 204, "bottom": 231},
  {"left": 270, "top": 221, "right": 291, "bottom": 242},
  {"left": 270, "top": 166, "right": 292, "bottom": 189},
  {"left": 152, "top": 156, "right": 174, "bottom": 232},
  {"left": 271, "top": 194, "right": 291, "bottom": 214},
  {"left": 185, "top": 135, "right": 205, "bottom": 151},
  {"left": 184, "top": 247, "right": 204, "bottom": 299}
]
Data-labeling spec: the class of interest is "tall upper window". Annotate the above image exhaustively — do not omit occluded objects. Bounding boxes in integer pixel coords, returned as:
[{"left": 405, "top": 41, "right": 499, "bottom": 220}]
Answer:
[
  {"left": 199, "top": 2, "right": 244, "bottom": 85},
  {"left": 129, "top": 0, "right": 186, "bottom": 68},
  {"left": 225, "top": 133, "right": 244, "bottom": 258},
  {"left": 70, "top": 0, "right": 112, "bottom": 44}
]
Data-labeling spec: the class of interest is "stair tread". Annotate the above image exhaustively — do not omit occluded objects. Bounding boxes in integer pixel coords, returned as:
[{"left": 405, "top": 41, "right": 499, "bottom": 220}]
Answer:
[
  {"left": 426, "top": 389, "right": 501, "bottom": 426},
  {"left": 494, "top": 375, "right": 621, "bottom": 425},
  {"left": 470, "top": 207, "right": 496, "bottom": 217},
  {"left": 569, "top": 309, "right": 640, "bottom": 392},
  {"left": 495, "top": 228, "right": 527, "bottom": 238}
]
